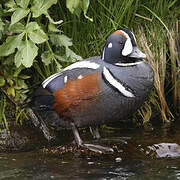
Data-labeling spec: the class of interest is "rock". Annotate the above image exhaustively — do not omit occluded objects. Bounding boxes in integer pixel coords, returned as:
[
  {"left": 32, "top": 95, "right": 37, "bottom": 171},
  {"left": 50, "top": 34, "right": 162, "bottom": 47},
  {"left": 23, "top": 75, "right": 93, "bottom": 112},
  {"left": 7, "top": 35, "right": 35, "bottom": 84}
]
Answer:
[{"left": 146, "top": 143, "right": 180, "bottom": 158}]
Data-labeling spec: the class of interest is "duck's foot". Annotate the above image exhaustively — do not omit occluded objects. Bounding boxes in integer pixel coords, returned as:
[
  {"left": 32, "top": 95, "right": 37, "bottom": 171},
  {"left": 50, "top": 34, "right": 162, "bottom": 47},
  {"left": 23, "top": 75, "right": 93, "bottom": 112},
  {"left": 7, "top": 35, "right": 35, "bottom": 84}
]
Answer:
[
  {"left": 82, "top": 143, "right": 114, "bottom": 154},
  {"left": 71, "top": 122, "right": 114, "bottom": 154}
]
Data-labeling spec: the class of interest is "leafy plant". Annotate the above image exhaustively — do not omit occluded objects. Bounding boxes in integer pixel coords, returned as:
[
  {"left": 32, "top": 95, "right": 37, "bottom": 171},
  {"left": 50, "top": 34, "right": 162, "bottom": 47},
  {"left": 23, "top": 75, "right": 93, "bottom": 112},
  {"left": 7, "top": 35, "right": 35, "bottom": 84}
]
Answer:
[{"left": 0, "top": 0, "right": 84, "bottom": 128}]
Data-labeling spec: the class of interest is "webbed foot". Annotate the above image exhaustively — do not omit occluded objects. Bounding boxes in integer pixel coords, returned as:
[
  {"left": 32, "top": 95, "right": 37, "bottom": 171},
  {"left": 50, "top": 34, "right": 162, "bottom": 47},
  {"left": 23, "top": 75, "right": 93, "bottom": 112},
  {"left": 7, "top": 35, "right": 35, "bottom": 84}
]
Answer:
[{"left": 83, "top": 143, "right": 114, "bottom": 154}]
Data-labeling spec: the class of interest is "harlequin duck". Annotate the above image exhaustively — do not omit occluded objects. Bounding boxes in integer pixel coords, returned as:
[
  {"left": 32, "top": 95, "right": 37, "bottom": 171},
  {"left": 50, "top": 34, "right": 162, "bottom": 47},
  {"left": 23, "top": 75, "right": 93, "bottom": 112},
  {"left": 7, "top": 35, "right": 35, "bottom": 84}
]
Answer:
[{"left": 30, "top": 28, "right": 154, "bottom": 153}]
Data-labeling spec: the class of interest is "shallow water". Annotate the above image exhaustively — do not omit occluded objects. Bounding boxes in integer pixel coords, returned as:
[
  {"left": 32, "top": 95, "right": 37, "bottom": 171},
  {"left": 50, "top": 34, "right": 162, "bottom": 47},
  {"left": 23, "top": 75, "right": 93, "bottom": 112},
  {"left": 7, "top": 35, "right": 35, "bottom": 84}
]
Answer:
[{"left": 1, "top": 119, "right": 180, "bottom": 180}]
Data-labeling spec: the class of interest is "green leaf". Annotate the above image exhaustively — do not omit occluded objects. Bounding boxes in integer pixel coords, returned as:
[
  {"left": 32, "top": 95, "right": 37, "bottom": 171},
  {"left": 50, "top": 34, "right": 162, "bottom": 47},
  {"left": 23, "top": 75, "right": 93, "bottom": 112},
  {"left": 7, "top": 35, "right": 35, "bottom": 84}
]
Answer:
[
  {"left": 26, "top": 21, "right": 39, "bottom": 31},
  {"left": 48, "top": 23, "right": 61, "bottom": 32},
  {"left": 14, "top": 49, "right": 22, "bottom": 67},
  {"left": 11, "top": 8, "right": 30, "bottom": 25},
  {"left": 0, "top": 5, "right": 4, "bottom": 17},
  {"left": 21, "top": 40, "right": 38, "bottom": 67},
  {"left": 0, "top": 33, "right": 24, "bottom": 56},
  {"left": 17, "top": 79, "right": 28, "bottom": 89},
  {"left": 55, "top": 54, "right": 67, "bottom": 62},
  {"left": 31, "top": 0, "right": 57, "bottom": 18},
  {"left": 41, "top": 51, "right": 53, "bottom": 65},
  {"left": 82, "top": 0, "right": 93, "bottom": 22},
  {"left": 66, "top": 0, "right": 80, "bottom": 14},
  {"left": 15, "top": 40, "right": 38, "bottom": 67},
  {"left": 66, "top": 47, "right": 82, "bottom": 61},
  {"left": 5, "top": 0, "right": 16, "bottom": 9},
  {"left": 26, "top": 22, "right": 48, "bottom": 44},
  {"left": 7, "top": 87, "right": 15, "bottom": 97},
  {"left": 18, "top": 74, "right": 31, "bottom": 79},
  {"left": 50, "top": 34, "right": 72, "bottom": 47},
  {"left": 45, "top": 13, "right": 63, "bottom": 25},
  {"left": 55, "top": 62, "right": 62, "bottom": 71},
  {"left": 29, "top": 29, "right": 48, "bottom": 44},
  {"left": 0, "top": 19, "right": 5, "bottom": 39},
  {"left": 0, "top": 76, "right": 5, "bottom": 87},
  {"left": 9, "top": 22, "right": 25, "bottom": 33},
  {"left": 15, "top": 0, "right": 30, "bottom": 8}
]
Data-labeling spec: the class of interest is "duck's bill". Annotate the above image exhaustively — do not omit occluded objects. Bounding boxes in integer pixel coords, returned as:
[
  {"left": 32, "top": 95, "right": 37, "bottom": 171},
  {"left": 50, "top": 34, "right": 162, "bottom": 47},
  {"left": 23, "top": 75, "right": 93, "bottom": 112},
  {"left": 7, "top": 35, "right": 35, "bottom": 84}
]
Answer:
[{"left": 129, "top": 47, "right": 146, "bottom": 59}]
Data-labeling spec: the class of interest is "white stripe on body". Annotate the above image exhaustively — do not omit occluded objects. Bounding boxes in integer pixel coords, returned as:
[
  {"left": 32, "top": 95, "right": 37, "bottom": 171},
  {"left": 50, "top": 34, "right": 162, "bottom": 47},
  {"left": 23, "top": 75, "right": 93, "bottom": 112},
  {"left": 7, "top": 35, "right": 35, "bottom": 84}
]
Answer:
[{"left": 103, "top": 67, "right": 134, "bottom": 98}]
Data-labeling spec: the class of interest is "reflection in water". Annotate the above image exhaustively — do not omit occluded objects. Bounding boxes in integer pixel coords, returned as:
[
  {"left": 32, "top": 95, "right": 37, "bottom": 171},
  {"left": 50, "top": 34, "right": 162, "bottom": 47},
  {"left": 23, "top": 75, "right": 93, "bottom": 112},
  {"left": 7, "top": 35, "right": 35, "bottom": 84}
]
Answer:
[{"left": 0, "top": 119, "right": 180, "bottom": 179}]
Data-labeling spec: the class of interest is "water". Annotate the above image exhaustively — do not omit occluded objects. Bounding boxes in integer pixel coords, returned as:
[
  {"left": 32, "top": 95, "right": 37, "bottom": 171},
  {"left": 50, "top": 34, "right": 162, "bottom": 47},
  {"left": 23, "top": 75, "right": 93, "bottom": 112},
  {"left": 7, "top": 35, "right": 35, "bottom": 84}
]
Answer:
[{"left": 1, "top": 119, "right": 180, "bottom": 180}]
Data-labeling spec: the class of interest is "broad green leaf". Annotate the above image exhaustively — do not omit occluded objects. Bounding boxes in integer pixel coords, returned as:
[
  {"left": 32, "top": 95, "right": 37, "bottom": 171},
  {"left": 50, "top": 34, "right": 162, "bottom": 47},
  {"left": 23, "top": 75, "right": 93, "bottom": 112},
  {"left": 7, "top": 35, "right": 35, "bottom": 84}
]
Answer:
[
  {"left": 48, "top": 23, "right": 61, "bottom": 32},
  {"left": 28, "top": 29, "right": 48, "bottom": 44},
  {"left": 31, "top": 0, "right": 57, "bottom": 18},
  {"left": 0, "top": 76, "right": 5, "bottom": 87},
  {"left": 55, "top": 54, "right": 67, "bottom": 62},
  {"left": 82, "top": 0, "right": 93, "bottom": 22},
  {"left": 26, "top": 22, "right": 48, "bottom": 44},
  {"left": 41, "top": 51, "right": 53, "bottom": 65},
  {"left": 9, "top": 22, "right": 25, "bottom": 33},
  {"left": 66, "top": 0, "right": 80, "bottom": 14},
  {"left": 26, "top": 21, "right": 39, "bottom": 32},
  {"left": 82, "top": 0, "right": 89, "bottom": 14},
  {"left": 15, "top": 0, "right": 30, "bottom": 9},
  {"left": 22, "top": 40, "right": 38, "bottom": 67},
  {"left": 0, "top": 33, "right": 24, "bottom": 56},
  {"left": 66, "top": 47, "right": 82, "bottom": 61},
  {"left": 15, "top": 40, "right": 38, "bottom": 67},
  {"left": 11, "top": 8, "right": 30, "bottom": 25},
  {"left": 5, "top": 0, "right": 16, "bottom": 8},
  {"left": 15, "top": 49, "right": 22, "bottom": 67},
  {"left": 50, "top": 34, "right": 72, "bottom": 47}
]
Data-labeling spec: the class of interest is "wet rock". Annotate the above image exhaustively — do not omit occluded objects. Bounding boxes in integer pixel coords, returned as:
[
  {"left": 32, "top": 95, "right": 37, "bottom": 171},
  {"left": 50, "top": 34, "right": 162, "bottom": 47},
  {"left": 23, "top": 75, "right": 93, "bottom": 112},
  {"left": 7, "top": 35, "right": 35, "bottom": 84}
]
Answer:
[
  {"left": 146, "top": 143, "right": 180, "bottom": 158},
  {"left": 0, "top": 121, "right": 51, "bottom": 152}
]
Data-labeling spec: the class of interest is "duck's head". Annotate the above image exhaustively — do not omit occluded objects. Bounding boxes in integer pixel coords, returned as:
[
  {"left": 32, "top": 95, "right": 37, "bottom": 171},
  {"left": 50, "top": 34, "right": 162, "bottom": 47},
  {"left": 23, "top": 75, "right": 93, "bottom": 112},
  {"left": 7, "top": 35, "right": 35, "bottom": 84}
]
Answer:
[{"left": 102, "top": 28, "right": 146, "bottom": 64}]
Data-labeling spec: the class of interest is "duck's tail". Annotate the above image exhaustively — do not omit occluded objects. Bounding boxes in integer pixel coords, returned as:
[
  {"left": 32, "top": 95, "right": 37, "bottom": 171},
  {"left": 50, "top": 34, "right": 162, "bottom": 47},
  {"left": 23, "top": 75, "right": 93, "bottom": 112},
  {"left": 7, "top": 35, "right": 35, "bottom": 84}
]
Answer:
[
  {"left": 26, "top": 87, "right": 70, "bottom": 130},
  {"left": 27, "top": 87, "right": 54, "bottom": 111}
]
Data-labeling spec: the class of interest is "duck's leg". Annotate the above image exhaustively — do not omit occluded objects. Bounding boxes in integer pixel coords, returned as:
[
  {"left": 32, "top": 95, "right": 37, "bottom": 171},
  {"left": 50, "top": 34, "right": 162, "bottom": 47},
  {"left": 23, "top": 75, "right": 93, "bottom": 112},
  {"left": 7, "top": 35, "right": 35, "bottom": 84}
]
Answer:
[
  {"left": 71, "top": 122, "right": 83, "bottom": 146},
  {"left": 91, "top": 127, "right": 101, "bottom": 139},
  {"left": 71, "top": 123, "right": 114, "bottom": 154}
]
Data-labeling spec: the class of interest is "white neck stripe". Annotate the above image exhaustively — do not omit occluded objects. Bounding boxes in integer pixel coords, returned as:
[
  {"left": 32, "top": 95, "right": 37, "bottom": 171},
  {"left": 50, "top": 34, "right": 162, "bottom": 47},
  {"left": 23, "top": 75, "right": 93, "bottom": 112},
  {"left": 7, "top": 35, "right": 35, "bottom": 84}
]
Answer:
[
  {"left": 42, "top": 61, "right": 100, "bottom": 88},
  {"left": 102, "top": 47, "right": 105, "bottom": 60},
  {"left": 103, "top": 67, "right": 135, "bottom": 97},
  {"left": 115, "top": 61, "right": 144, "bottom": 67}
]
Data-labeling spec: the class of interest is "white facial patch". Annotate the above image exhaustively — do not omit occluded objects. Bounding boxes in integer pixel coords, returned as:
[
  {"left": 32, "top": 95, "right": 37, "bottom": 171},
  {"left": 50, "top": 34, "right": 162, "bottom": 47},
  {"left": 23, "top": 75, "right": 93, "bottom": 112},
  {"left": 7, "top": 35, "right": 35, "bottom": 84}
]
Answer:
[
  {"left": 120, "top": 30, "right": 133, "bottom": 56},
  {"left": 103, "top": 67, "right": 135, "bottom": 98},
  {"left": 108, "top": 42, "right": 112, "bottom": 48},
  {"left": 42, "top": 61, "right": 100, "bottom": 88}
]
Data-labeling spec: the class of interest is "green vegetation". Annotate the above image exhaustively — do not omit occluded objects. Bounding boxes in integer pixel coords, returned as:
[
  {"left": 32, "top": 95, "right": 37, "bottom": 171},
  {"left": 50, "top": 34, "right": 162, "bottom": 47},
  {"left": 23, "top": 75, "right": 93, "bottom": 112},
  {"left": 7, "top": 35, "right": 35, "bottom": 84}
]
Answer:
[{"left": 0, "top": 0, "right": 179, "bottom": 130}]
